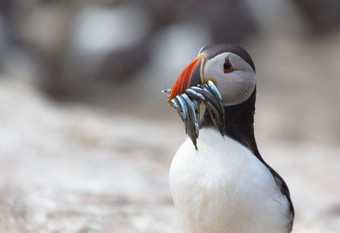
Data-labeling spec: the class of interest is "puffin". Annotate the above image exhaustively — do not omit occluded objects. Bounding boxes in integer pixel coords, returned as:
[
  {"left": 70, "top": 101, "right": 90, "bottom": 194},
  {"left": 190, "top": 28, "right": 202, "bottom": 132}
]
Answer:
[{"left": 167, "top": 44, "right": 294, "bottom": 233}]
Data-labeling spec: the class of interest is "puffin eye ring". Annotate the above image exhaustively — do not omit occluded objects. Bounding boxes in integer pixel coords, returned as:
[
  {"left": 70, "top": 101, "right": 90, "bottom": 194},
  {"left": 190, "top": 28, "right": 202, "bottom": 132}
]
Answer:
[{"left": 223, "top": 60, "right": 233, "bottom": 73}]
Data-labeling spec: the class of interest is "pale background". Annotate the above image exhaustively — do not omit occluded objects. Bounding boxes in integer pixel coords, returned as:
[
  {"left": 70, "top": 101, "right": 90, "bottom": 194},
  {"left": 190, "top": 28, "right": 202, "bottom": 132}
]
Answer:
[{"left": 0, "top": 0, "right": 339, "bottom": 232}]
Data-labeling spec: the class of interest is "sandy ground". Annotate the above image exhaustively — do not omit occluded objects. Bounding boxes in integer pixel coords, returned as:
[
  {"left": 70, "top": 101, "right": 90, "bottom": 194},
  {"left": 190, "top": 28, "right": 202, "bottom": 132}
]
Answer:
[{"left": 0, "top": 78, "right": 339, "bottom": 233}]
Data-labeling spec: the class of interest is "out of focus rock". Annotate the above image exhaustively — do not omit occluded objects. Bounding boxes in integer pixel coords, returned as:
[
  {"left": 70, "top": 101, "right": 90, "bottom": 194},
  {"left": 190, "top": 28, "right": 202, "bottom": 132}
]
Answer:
[
  {"left": 137, "top": 0, "right": 257, "bottom": 43},
  {"left": 292, "top": 0, "right": 340, "bottom": 33},
  {"left": 71, "top": 4, "right": 152, "bottom": 58},
  {"left": 68, "top": 3, "right": 152, "bottom": 84},
  {"left": 15, "top": 2, "right": 71, "bottom": 54}
]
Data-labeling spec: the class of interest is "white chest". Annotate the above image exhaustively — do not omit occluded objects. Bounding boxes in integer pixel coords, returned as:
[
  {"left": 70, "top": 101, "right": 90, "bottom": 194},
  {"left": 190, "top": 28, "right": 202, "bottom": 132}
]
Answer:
[{"left": 169, "top": 128, "right": 290, "bottom": 233}]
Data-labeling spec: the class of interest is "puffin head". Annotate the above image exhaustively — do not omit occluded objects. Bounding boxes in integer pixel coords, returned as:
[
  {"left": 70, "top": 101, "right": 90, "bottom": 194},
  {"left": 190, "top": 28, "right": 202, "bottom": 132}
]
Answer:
[{"left": 169, "top": 44, "right": 256, "bottom": 106}]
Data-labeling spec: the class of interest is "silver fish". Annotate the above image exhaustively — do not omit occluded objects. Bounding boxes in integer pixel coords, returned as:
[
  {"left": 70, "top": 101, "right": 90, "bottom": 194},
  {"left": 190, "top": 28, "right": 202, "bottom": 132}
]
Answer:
[{"left": 163, "top": 81, "right": 225, "bottom": 149}]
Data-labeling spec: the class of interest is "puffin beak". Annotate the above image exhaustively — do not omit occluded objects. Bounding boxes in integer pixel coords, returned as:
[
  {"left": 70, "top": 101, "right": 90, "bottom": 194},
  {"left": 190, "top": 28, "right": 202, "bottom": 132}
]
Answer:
[{"left": 168, "top": 54, "right": 206, "bottom": 103}]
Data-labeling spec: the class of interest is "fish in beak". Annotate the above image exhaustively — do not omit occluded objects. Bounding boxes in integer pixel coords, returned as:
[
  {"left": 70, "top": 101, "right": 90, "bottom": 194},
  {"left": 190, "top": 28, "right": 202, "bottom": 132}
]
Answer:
[{"left": 164, "top": 53, "right": 225, "bottom": 150}]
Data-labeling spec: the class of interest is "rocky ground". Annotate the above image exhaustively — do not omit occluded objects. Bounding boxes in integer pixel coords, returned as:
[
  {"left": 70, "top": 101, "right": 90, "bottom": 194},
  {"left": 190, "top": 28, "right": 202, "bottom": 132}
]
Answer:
[{"left": 0, "top": 74, "right": 339, "bottom": 233}]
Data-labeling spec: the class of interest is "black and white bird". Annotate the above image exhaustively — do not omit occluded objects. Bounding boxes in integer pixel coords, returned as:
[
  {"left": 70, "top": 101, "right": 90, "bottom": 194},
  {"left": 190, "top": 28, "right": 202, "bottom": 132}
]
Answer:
[{"left": 167, "top": 44, "right": 294, "bottom": 233}]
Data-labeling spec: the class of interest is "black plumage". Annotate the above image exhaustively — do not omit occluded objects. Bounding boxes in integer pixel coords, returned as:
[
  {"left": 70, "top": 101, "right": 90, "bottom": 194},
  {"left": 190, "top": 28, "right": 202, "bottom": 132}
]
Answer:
[{"left": 200, "top": 44, "right": 294, "bottom": 231}]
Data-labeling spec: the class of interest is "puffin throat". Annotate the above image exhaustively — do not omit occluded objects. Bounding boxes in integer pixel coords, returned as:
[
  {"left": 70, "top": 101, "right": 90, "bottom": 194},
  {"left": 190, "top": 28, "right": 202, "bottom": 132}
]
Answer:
[{"left": 200, "top": 88, "right": 259, "bottom": 157}]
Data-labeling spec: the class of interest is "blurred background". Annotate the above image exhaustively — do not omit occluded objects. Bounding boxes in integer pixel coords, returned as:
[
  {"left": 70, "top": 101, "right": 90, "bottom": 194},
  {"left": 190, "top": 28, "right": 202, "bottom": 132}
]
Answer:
[{"left": 0, "top": 0, "right": 339, "bottom": 232}]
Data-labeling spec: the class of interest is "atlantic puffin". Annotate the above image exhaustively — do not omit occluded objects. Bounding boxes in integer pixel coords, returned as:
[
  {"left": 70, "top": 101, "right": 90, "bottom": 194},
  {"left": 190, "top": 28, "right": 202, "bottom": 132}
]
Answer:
[{"left": 167, "top": 44, "right": 294, "bottom": 233}]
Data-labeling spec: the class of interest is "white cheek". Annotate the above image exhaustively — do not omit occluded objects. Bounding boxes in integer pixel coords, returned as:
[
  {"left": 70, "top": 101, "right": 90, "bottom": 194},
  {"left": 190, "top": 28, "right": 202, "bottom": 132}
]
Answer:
[
  {"left": 213, "top": 71, "right": 256, "bottom": 106},
  {"left": 203, "top": 52, "right": 256, "bottom": 106}
]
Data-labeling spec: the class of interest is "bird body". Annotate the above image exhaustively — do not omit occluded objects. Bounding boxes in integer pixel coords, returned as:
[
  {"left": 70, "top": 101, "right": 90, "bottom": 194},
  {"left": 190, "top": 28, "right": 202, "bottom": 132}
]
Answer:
[
  {"left": 170, "top": 128, "right": 291, "bottom": 233},
  {"left": 167, "top": 44, "right": 294, "bottom": 233}
]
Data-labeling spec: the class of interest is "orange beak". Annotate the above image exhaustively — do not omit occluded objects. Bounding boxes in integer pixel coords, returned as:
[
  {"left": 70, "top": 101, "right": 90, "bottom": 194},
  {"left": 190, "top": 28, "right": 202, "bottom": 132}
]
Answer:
[{"left": 168, "top": 54, "right": 205, "bottom": 103}]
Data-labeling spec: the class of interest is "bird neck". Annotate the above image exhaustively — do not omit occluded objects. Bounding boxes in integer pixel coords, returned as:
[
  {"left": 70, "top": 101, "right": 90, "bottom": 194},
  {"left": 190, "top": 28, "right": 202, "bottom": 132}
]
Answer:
[{"left": 200, "top": 89, "right": 261, "bottom": 159}]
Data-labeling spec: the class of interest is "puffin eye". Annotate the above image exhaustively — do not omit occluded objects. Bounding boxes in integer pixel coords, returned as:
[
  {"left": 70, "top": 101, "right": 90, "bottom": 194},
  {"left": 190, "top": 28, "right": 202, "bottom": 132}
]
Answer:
[{"left": 223, "top": 60, "right": 233, "bottom": 73}]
